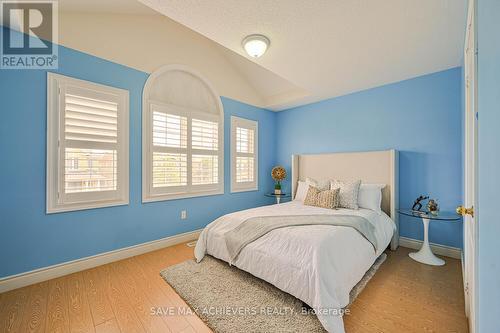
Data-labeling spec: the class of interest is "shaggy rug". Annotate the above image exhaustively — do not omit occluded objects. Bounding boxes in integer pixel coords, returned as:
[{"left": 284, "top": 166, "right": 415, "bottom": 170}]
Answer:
[{"left": 160, "top": 253, "right": 386, "bottom": 333}]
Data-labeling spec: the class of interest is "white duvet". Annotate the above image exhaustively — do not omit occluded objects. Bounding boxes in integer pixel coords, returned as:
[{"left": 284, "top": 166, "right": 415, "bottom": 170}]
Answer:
[{"left": 195, "top": 201, "right": 395, "bottom": 333}]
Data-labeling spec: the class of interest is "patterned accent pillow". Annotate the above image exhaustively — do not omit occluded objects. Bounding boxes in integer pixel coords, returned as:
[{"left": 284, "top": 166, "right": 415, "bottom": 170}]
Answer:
[
  {"left": 304, "top": 186, "right": 340, "bottom": 209},
  {"left": 330, "top": 180, "right": 362, "bottom": 209}
]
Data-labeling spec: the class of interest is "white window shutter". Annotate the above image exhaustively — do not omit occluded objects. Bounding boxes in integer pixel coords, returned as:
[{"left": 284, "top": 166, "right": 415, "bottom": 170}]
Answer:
[
  {"left": 64, "top": 91, "right": 118, "bottom": 143},
  {"left": 150, "top": 109, "right": 188, "bottom": 189},
  {"left": 152, "top": 112, "right": 187, "bottom": 149},
  {"left": 192, "top": 118, "right": 218, "bottom": 151},
  {"left": 47, "top": 73, "right": 129, "bottom": 213},
  {"left": 192, "top": 154, "right": 219, "bottom": 185},
  {"left": 231, "top": 116, "right": 258, "bottom": 192}
]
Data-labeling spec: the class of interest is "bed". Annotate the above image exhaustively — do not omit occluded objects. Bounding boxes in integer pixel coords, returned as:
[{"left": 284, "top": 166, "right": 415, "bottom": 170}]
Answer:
[{"left": 195, "top": 150, "right": 399, "bottom": 332}]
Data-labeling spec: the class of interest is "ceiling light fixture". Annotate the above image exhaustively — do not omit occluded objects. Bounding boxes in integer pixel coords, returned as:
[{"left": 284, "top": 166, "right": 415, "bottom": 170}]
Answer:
[{"left": 242, "top": 34, "right": 270, "bottom": 58}]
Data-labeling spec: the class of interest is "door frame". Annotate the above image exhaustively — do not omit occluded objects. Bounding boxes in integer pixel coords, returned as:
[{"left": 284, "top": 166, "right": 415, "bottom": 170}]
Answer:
[{"left": 463, "top": 0, "right": 478, "bottom": 332}]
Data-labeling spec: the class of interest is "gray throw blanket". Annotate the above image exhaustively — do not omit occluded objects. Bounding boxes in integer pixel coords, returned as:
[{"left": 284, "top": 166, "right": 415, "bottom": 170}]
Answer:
[{"left": 224, "top": 214, "right": 378, "bottom": 263}]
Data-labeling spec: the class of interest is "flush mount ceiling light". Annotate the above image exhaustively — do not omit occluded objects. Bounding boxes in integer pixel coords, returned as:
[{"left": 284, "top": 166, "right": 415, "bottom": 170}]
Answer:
[{"left": 242, "top": 34, "right": 270, "bottom": 58}]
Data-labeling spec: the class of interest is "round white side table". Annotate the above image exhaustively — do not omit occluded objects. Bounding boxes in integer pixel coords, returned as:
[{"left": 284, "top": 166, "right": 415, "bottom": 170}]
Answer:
[{"left": 399, "top": 210, "right": 461, "bottom": 266}]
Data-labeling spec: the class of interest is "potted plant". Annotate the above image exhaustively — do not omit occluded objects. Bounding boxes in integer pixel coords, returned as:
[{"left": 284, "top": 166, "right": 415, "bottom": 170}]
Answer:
[{"left": 271, "top": 166, "right": 287, "bottom": 195}]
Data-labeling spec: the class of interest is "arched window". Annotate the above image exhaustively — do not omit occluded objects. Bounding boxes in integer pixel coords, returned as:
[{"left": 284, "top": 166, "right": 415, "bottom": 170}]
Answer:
[{"left": 142, "top": 65, "right": 224, "bottom": 202}]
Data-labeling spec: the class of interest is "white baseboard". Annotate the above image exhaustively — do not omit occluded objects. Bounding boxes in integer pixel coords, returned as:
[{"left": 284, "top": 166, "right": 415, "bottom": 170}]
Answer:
[
  {"left": 0, "top": 229, "right": 202, "bottom": 293},
  {"left": 399, "top": 236, "right": 462, "bottom": 259}
]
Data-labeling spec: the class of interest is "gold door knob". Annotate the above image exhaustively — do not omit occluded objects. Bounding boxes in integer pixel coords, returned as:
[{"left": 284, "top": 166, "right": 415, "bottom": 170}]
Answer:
[{"left": 456, "top": 205, "right": 474, "bottom": 217}]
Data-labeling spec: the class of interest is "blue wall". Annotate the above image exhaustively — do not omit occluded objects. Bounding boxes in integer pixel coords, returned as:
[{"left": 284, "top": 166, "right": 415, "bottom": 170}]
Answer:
[
  {"left": 0, "top": 27, "right": 466, "bottom": 278},
  {"left": 477, "top": 0, "right": 500, "bottom": 330},
  {"left": 0, "top": 42, "right": 277, "bottom": 278},
  {"left": 275, "top": 68, "right": 463, "bottom": 248}
]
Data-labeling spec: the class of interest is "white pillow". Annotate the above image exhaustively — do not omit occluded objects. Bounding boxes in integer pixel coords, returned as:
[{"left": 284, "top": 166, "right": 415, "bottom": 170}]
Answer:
[
  {"left": 358, "top": 183, "right": 386, "bottom": 213},
  {"left": 294, "top": 181, "right": 309, "bottom": 201},
  {"left": 294, "top": 178, "right": 329, "bottom": 202},
  {"left": 305, "top": 177, "right": 330, "bottom": 190}
]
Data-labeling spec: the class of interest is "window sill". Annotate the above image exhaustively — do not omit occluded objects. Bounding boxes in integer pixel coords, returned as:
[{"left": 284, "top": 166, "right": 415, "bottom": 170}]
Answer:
[
  {"left": 230, "top": 186, "right": 259, "bottom": 193},
  {"left": 46, "top": 199, "right": 129, "bottom": 214},
  {"left": 142, "top": 189, "right": 224, "bottom": 203}
]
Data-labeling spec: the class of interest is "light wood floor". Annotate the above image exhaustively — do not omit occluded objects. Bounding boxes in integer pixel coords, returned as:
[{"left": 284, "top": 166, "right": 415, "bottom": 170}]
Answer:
[{"left": 0, "top": 244, "right": 468, "bottom": 333}]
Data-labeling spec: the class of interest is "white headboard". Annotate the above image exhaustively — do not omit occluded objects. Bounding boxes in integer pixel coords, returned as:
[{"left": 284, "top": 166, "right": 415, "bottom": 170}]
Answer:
[{"left": 291, "top": 149, "right": 399, "bottom": 250}]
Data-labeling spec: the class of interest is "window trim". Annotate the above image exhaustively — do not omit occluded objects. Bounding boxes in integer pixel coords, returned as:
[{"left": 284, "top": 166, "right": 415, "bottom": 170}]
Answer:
[
  {"left": 231, "top": 116, "right": 258, "bottom": 193},
  {"left": 46, "top": 73, "right": 129, "bottom": 213},
  {"left": 142, "top": 65, "right": 224, "bottom": 202}
]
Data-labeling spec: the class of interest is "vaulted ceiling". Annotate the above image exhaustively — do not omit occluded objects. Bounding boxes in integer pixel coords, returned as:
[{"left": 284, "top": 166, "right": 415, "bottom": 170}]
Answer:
[
  {"left": 60, "top": 0, "right": 466, "bottom": 111},
  {"left": 139, "top": 0, "right": 466, "bottom": 110}
]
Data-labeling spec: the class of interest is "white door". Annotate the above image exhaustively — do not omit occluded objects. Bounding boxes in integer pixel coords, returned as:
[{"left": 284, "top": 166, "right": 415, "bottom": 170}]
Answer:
[{"left": 461, "top": 0, "right": 477, "bottom": 331}]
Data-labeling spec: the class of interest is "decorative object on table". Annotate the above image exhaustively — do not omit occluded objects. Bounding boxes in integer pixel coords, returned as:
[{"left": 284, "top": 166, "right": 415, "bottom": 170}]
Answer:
[
  {"left": 271, "top": 166, "right": 287, "bottom": 195},
  {"left": 411, "top": 195, "right": 429, "bottom": 212},
  {"left": 427, "top": 199, "right": 439, "bottom": 215}
]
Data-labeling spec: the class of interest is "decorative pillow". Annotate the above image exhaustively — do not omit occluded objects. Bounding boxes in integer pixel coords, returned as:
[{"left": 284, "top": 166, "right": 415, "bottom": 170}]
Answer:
[
  {"left": 330, "top": 179, "right": 362, "bottom": 209},
  {"left": 304, "top": 186, "right": 340, "bottom": 209},
  {"left": 358, "top": 183, "right": 386, "bottom": 213},
  {"left": 294, "top": 180, "right": 309, "bottom": 201}
]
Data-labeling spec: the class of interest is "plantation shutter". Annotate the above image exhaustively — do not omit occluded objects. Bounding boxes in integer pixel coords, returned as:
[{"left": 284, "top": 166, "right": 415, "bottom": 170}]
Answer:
[
  {"left": 231, "top": 116, "right": 258, "bottom": 192},
  {"left": 235, "top": 126, "right": 255, "bottom": 183},
  {"left": 47, "top": 73, "right": 129, "bottom": 213},
  {"left": 191, "top": 118, "right": 219, "bottom": 185},
  {"left": 151, "top": 108, "right": 188, "bottom": 188},
  {"left": 60, "top": 85, "right": 122, "bottom": 203},
  {"left": 149, "top": 103, "right": 222, "bottom": 197},
  {"left": 64, "top": 91, "right": 118, "bottom": 144}
]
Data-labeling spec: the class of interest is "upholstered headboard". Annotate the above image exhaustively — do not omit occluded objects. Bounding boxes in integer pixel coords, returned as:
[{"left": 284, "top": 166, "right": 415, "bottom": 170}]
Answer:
[{"left": 291, "top": 149, "right": 399, "bottom": 250}]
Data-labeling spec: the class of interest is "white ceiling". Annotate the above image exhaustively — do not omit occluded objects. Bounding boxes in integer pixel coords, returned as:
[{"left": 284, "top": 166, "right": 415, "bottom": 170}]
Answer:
[
  {"left": 59, "top": 0, "right": 158, "bottom": 15},
  {"left": 139, "top": 0, "right": 467, "bottom": 110},
  {"left": 218, "top": 47, "right": 309, "bottom": 108}
]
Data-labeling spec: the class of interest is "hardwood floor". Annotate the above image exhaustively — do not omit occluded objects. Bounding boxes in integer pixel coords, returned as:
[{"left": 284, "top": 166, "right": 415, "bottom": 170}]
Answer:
[
  {"left": 344, "top": 247, "right": 468, "bottom": 332},
  {"left": 0, "top": 244, "right": 468, "bottom": 333}
]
